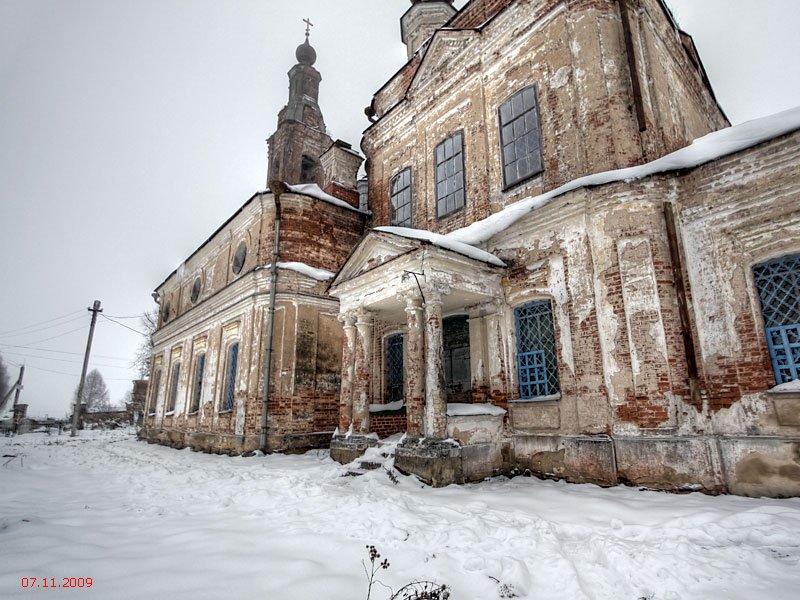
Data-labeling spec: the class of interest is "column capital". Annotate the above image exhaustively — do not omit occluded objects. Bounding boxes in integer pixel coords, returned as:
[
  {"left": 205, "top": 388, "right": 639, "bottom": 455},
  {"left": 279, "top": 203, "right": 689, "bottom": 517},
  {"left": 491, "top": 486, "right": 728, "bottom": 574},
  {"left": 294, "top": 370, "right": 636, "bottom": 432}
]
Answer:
[
  {"left": 423, "top": 283, "right": 450, "bottom": 309},
  {"left": 398, "top": 290, "right": 424, "bottom": 312},
  {"left": 355, "top": 308, "right": 374, "bottom": 326},
  {"left": 338, "top": 311, "right": 357, "bottom": 327}
]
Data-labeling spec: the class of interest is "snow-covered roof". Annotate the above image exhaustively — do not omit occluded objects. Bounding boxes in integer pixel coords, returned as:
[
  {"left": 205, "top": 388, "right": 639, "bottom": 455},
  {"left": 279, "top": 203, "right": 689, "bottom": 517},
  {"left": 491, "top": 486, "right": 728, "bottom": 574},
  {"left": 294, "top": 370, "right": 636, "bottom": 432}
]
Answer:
[
  {"left": 770, "top": 379, "right": 800, "bottom": 394},
  {"left": 375, "top": 226, "right": 506, "bottom": 267},
  {"left": 261, "top": 262, "right": 335, "bottom": 281},
  {"left": 447, "top": 106, "right": 800, "bottom": 246},
  {"left": 287, "top": 183, "right": 366, "bottom": 214}
]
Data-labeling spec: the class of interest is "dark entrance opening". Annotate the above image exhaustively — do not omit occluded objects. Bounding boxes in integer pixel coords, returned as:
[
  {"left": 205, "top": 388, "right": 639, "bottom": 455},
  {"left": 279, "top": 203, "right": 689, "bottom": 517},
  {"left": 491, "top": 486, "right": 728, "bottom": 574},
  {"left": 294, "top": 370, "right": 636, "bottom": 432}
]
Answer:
[{"left": 443, "top": 315, "right": 471, "bottom": 402}]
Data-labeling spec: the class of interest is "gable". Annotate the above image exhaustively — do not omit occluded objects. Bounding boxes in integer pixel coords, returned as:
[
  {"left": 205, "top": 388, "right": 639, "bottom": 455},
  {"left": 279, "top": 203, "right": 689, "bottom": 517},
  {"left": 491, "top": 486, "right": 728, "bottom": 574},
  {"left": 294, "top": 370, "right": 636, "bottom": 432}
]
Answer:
[
  {"left": 330, "top": 231, "right": 420, "bottom": 288},
  {"left": 407, "top": 28, "right": 478, "bottom": 95}
]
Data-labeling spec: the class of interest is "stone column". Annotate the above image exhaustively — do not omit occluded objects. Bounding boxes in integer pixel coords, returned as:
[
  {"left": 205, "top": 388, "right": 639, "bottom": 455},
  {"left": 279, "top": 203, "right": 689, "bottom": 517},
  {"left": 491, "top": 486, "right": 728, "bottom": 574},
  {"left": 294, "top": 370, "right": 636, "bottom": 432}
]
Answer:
[
  {"left": 468, "top": 310, "right": 489, "bottom": 403},
  {"left": 424, "top": 292, "right": 447, "bottom": 438},
  {"left": 337, "top": 312, "right": 357, "bottom": 432},
  {"left": 403, "top": 293, "right": 425, "bottom": 437},
  {"left": 352, "top": 310, "right": 374, "bottom": 434},
  {"left": 485, "top": 305, "right": 509, "bottom": 402}
]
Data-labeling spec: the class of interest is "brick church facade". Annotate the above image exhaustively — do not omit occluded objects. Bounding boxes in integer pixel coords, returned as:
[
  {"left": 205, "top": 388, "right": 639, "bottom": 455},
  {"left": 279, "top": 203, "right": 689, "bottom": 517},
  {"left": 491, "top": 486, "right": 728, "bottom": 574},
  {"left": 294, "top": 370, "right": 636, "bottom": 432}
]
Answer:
[{"left": 143, "top": 0, "right": 800, "bottom": 497}]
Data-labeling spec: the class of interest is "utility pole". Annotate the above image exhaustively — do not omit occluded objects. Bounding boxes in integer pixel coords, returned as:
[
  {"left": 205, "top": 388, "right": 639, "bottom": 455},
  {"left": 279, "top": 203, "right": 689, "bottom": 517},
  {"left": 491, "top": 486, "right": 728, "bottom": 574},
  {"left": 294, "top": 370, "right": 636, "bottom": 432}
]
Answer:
[
  {"left": 11, "top": 365, "right": 24, "bottom": 434},
  {"left": 71, "top": 300, "right": 103, "bottom": 437}
]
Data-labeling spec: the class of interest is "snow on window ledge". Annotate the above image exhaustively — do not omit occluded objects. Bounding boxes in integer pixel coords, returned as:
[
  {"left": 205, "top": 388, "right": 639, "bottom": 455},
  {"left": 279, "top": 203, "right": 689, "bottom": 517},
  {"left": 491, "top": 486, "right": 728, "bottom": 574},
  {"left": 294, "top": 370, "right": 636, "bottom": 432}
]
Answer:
[
  {"left": 510, "top": 393, "right": 562, "bottom": 404},
  {"left": 446, "top": 403, "right": 507, "bottom": 417},
  {"left": 217, "top": 409, "right": 232, "bottom": 415},
  {"left": 164, "top": 411, "right": 175, "bottom": 417},
  {"left": 370, "top": 400, "right": 405, "bottom": 413},
  {"left": 768, "top": 380, "right": 800, "bottom": 395}
]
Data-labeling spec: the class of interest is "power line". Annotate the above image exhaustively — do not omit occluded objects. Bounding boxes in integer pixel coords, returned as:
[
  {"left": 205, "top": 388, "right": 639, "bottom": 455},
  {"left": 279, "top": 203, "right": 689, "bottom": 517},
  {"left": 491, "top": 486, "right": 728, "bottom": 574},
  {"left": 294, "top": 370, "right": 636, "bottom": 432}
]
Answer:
[
  {"left": 0, "top": 343, "right": 131, "bottom": 362},
  {"left": 0, "top": 350, "right": 136, "bottom": 370},
  {"left": 100, "top": 314, "right": 148, "bottom": 336},
  {"left": 0, "top": 314, "right": 89, "bottom": 340},
  {"left": 0, "top": 309, "right": 86, "bottom": 337}
]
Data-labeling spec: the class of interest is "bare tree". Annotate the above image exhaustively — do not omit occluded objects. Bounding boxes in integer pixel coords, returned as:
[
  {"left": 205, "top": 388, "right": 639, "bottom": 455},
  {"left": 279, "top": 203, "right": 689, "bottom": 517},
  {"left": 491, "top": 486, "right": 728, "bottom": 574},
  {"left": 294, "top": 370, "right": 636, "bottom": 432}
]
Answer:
[
  {"left": 0, "top": 352, "right": 9, "bottom": 401},
  {"left": 74, "top": 369, "right": 111, "bottom": 413},
  {"left": 132, "top": 309, "right": 158, "bottom": 378}
]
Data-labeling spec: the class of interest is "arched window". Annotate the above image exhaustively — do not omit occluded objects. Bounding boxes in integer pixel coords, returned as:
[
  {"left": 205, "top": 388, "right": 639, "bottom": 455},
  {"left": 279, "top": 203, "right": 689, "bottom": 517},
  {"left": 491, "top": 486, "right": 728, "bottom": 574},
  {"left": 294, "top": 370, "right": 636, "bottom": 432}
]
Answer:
[
  {"left": 435, "top": 133, "right": 465, "bottom": 218},
  {"left": 189, "top": 352, "right": 205, "bottom": 414},
  {"left": 167, "top": 361, "right": 181, "bottom": 413},
  {"left": 148, "top": 368, "right": 161, "bottom": 416},
  {"left": 221, "top": 343, "right": 239, "bottom": 412},
  {"left": 301, "top": 154, "right": 318, "bottom": 183},
  {"left": 390, "top": 168, "right": 413, "bottom": 227},
  {"left": 753, "top": 254, "right": 800, "bottom": 384}
]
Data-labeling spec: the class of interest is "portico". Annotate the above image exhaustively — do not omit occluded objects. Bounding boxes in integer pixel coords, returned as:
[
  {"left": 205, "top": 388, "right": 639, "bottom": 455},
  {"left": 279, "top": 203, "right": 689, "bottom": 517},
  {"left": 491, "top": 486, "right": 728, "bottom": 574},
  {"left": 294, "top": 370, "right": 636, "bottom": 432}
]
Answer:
[{"left": 328, "top": 228, "right": 509, "bottom": 477}]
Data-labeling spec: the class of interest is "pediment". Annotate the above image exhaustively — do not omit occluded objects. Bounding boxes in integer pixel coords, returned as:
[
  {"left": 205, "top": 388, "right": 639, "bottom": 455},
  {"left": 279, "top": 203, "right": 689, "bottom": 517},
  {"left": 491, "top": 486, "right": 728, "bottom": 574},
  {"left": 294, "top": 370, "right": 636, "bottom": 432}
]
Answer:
[
  {"left": 331, "top": 231, "right": 421, "bottom": 288},
  {"left": 408, "top": 29, "right": 477, "bottom": 94}
]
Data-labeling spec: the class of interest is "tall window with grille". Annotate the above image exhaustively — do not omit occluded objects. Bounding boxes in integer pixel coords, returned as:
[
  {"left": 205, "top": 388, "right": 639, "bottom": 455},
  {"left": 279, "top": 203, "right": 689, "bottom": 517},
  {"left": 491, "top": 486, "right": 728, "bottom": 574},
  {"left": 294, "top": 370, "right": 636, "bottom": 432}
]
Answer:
[
  {"left": 435, "top": 132, "right": 465, "bottom": 218},
  {"left": 167, "top": 361, "right": 180, "bottom": 413},
  {"left": 514, "top": 300, "right": 560, "bottom": 399},
  {"left": 390, "top": 168, "right": 413, "bottom": 227},
  {"left": 385, "top": 334, "right": 404, "bottom": 402},
  {"left": 189, "top": 352, "right": 205, "bottom": 414},
  {"left": 221, "top": 343, "right": 239, "bottom": 412},
  {"left": 753, "top": 254, "right": 800, "bottom": 384},
  {"left": 498, "top": 85, "right": 543, "bottom": 188}
]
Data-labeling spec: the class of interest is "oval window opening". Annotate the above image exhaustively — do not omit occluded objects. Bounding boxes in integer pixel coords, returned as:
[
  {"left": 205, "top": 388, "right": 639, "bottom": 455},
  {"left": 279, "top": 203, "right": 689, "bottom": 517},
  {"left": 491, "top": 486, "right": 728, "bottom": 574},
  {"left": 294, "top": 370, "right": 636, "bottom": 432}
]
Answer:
[
  {"left": 232, "top": 242, "right": 247, "bottom": 275},
  {"left": 190, "top": 277, "right": 202, "bottom": 304}
]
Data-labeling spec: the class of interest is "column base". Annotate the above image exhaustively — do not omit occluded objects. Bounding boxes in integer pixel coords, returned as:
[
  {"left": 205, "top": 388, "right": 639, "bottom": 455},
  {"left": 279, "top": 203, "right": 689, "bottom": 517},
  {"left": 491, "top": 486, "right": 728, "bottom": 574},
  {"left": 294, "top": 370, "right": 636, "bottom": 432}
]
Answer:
[
  {"left": 394, "top": 437, "right": 464, "bottom": 487},
  {"left": 330, "top": 433, "right": 378, "bottom": 464}
]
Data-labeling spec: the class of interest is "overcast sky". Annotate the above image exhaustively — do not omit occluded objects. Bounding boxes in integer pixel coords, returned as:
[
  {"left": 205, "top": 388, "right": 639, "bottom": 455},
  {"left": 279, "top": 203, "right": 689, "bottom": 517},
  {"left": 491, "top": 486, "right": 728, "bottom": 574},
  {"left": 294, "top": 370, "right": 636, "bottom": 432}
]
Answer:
[{"left": 1, "top": 0, "right": 799, "bottom": 419}]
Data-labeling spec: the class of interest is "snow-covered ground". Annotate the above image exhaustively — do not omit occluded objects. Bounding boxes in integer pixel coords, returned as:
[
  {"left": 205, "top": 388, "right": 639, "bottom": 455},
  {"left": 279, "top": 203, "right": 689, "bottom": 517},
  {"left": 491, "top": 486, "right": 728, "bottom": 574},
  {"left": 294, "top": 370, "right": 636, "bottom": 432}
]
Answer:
[{"left": 1, "top": 430, "right": 799, "bottom": 600}]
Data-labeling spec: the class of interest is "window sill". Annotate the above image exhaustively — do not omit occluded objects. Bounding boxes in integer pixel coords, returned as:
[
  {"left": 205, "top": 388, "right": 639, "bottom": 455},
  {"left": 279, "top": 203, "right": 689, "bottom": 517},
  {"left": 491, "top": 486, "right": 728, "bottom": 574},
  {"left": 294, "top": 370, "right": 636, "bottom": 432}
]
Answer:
[
  {"left": 510, "top": 393, "right": 561, "bottom": 403},
  {"left": 187, "top": 410, "right": 199, "bottom": 416},
  {"left": 217, "top": 409, "right": 232, "bottom": 415},
  {"left": 164, "top": 411, "right": 175, "bottom": 416}
]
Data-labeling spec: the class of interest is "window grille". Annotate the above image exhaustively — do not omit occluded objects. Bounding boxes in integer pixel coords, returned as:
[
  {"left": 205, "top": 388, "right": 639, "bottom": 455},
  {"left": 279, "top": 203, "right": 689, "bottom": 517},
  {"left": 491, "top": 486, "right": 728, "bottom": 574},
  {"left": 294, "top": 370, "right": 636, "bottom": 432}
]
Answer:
[
  {"left": 189, "top": 353, "right": 205, "bottom": 414},
  {"left": 385, "top": 334, "right": 404, "bottom": 402},
  {"left": 167, "top": 362, "right": 180, "bottom": 412},
  {"left": 390, "top": 168, "right": 413, "bottom": 227},
  {"left": 515, "top": 300, "right": 560, "bottom": 399},
  {"left": 222, "top": 343, "right": 239, "bottom": 411},
  {"left": 435, "top": 133, "right": 465, "bottom": 217},
  {"left": 499, "top": 85, "right": 543, "bottom": 188},
  {"left": 753, "top": 254, "right": 800, "bottom": 384}
]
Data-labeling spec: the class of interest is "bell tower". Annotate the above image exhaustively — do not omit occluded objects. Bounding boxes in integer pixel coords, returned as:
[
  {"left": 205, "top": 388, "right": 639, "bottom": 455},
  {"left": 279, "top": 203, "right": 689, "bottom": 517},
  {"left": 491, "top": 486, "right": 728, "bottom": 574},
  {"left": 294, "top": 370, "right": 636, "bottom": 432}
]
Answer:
[{"left": 267, "top": 20, "right": 333, "bottom": 187}]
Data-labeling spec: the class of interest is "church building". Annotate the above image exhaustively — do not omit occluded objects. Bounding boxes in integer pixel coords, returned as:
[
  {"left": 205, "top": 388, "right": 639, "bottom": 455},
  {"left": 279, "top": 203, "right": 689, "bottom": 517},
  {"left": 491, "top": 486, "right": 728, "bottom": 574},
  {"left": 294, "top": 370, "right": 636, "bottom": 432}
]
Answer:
[
  {"left": 142, "top": 0, "right": 800, "bottom": 497},
  {"left": 141, "top": 29, "right": 367, "bottom": 454},
  {"left": 329, "top": 0, "right": 800, "bottom": 497}
]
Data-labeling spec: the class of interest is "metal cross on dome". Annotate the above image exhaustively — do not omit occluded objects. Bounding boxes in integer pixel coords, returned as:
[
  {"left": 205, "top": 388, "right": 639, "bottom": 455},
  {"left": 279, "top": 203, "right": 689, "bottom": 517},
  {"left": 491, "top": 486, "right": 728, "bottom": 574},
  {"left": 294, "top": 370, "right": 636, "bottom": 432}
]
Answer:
[{"left": 303, "top": 17, "right": 314, "bottom": 39}]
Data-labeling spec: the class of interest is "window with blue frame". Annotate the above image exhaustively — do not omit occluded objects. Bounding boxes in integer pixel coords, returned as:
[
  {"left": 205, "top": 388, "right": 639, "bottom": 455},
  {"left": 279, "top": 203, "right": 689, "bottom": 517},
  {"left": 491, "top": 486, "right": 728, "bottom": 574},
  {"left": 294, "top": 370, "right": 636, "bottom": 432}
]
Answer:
[
  {"left": 753, "top": 254, "right": 800, "bottom": 384},
  {"left": 385, "top": 334, "right": 404, "bottom": 402},
  {"left": 514, "top": 300, "right": 560, "bottom": 399},
  {"left": 221, "top": 343, "right": 239, "bottom": 412}
]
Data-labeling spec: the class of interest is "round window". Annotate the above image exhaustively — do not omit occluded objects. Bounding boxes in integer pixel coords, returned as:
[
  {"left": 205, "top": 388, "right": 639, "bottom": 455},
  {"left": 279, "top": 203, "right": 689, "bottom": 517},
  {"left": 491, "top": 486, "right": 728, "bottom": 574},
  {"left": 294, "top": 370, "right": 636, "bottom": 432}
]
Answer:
[
  {"left": 232, "top": 241, "right": 247, "bottom": 275},
  {"left": 191, "top": 277, "right": 202, "bottom": 304}
]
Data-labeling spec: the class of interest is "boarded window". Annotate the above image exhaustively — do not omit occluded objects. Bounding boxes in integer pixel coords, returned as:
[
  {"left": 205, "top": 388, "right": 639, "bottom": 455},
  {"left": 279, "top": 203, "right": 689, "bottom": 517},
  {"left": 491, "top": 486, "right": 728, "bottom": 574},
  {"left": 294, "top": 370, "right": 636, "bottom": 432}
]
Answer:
[
  {"left": 390, "top": 168, "right": 413, "bottom": 227},
  {"left": 435, "top": 133, "right": 465, "bottom": 218},
  {"left": 221, "top": 343, "right": 239, "bottom": 412},
  {"left": 167, "top": 361, "right": 180, "bottom": 413},
  {"left": 189, "top": 353, "right": 205, "bottom": 414},
  {"left": 753, "top": 254, "right": 800, "bottom": 384},
  {"left": 515, "top": 300, "right": 560, "bottom": 399},
  {"left": 499, "top": 85, "right": 543, "bottom": 188},
  {"left": 385, "top": 334, "right": 404, "bottom": 402}
]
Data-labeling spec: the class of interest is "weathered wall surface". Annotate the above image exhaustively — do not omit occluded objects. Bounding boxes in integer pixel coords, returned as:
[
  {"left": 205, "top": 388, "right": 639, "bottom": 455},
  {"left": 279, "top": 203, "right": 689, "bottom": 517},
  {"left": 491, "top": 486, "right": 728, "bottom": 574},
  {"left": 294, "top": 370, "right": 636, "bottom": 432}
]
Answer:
[
  {"left": 142, "top": 191, "right": 367, "bottom": 454},
  {"left": 364, "top": 0, "right": 726, "bottom": 236}
]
